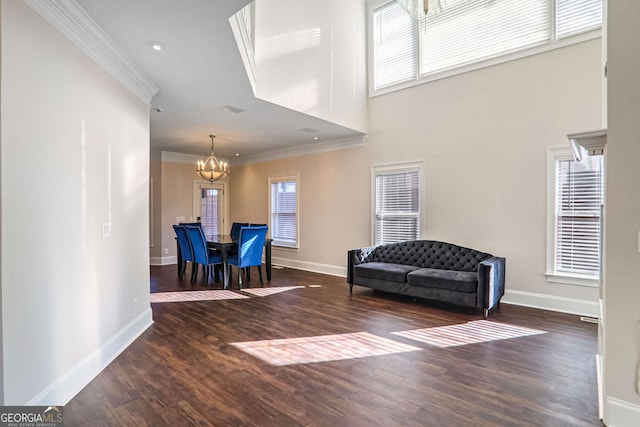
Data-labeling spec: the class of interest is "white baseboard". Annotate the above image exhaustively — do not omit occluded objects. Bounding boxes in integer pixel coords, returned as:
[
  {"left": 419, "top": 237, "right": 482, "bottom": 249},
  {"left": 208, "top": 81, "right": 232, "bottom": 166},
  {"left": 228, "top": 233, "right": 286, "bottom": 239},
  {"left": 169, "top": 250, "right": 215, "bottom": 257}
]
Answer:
[
  {"left": 269, "top": 259, "right": 599, "bottom": 318},
  {"left": 27, "top": 308, "right": 153, "bottom": 406},
  {"left": 150, "top": 256, "right": 177, "bottom": 266},
  {"left": 605, "top": 397, "right": 640, "bottom": 426},
  {"left": 271, "top": 256, "right": 346, "bottom": 278},
  {"left": 501, "top": 289, "right": 598, "bottom": 317}
]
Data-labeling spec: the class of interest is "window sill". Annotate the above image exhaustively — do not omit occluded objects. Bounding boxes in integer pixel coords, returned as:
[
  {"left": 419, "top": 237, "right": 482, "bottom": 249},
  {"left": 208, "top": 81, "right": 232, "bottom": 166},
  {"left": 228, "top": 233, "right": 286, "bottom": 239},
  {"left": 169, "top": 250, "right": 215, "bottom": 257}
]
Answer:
[
  {"left": 273, "top": 243, "right": 299, "bottom": 252},
  {"left": 545, "top": 272, "right": 599, "bottom": 288}
]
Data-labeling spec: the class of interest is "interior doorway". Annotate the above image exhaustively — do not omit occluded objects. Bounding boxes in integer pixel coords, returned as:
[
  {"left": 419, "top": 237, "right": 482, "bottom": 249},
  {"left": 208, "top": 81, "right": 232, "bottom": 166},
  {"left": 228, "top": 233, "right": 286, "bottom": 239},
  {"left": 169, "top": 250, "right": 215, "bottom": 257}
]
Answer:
[{"left": 194, "top": 182, "right": 225, "bottom": 239}]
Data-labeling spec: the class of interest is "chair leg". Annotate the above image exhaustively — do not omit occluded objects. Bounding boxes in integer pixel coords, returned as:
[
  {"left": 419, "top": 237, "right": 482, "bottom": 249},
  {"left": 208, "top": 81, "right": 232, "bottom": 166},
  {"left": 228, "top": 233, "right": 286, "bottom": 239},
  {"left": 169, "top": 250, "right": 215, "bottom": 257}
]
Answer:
[
  {"left": 246, "top": 267, "right": 251, "bottom": 281},
  {"left": 238, "top": 266, "right": 243, "bottom": 289},
  {"left": 191, "top": 263, "right": 198, "bottom": 283},
  {"left": 258, "top": 265, "right": 264, "bottom": 286}
]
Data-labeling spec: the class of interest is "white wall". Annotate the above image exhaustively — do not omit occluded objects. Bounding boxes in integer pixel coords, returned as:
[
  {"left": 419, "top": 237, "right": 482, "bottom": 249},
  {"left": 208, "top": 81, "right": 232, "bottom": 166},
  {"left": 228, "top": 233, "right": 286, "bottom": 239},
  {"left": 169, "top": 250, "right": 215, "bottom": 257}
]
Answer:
[
  {"left": 254, "top": 0, "right": 368, "bottom": 134},
  {"left": 1, "top": 1, "right": 152, "bottom": 404},
  {"left": 603, "top": 2, "right": 640, "bottom": 424},
  {"left": 367, "top": 39, "right": 603, "bottom": 312},
  {"left": 232, "top": 38, "right": 604, "bottom": 316}
]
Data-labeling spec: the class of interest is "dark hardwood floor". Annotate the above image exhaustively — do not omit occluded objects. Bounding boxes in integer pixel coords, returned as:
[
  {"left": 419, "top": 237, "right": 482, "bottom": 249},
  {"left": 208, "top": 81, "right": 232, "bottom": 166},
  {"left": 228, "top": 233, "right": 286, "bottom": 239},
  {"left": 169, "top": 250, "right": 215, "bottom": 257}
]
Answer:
[{"left": 65, "top": 265, "right": 599, "bottom": 426}]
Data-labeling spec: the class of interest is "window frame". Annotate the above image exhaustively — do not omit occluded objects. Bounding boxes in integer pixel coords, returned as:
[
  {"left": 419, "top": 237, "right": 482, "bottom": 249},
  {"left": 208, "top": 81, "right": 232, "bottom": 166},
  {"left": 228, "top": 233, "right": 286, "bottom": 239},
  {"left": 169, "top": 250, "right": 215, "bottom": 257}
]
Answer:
[
  {"left": 268, "top": 175, "right": 300, "bottom": 249},
  {"left": 367, "top": 0, "right": 603, "bottom": 97},
  {"left": 546, "top": 147, "right": 602, "bottom": 287},
  {"left": 371, "top": 161, "right": 424, "bottom": 246}
]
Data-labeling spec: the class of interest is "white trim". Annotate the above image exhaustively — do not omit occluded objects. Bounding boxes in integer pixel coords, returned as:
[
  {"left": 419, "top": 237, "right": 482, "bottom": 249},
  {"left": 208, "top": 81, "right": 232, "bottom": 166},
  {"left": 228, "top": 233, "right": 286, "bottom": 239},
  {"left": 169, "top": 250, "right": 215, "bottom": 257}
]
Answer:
[
  {"left": 232, "top": 135, "right": 366, "bottom": 167},
  {"left": 27, "top": 308, "right": 153, "bottom": 405},
  {"left": 272, "top": 257, "right": 346, "bottom": 278},
  {"left": 150, "top": 256, "right": 177, "bottom": 266},
  {"left": 23, "top": 0, "right": 158, "bottom": 105},
  {"left": 193, "top": 180, "right": 228, "bottom": 233},
  {"left": 367, "top": 0, "right": 602, "bottom": 97},
  {"left": 501, "top": 289, "right": 598, "bottom": 317},
  {"left": 371, "top": 160, "right": 424, "bottom": 246},
  {"left": 545, "top": 272, "right": 599, "bottom": 287},
  {"left": 269, "top": 175, "right": 300, "bottom": 249},
  {"left": 154, "top": 136, "right": 366, "bottom": 168},
  {"left": 604, "top": 397, "right": 640, "bottom": 427},
  {"left": 546, "top": 146, "right": 603, "bottom": 285},
  {"left": 149, "top": 177, "right": 154, "bottom": 248},
  {"left": 229, "top": 6, "right": 257, "bottom": 94},
  {"left": 159, "top": 151, "right": 202, "bottom": 164}
]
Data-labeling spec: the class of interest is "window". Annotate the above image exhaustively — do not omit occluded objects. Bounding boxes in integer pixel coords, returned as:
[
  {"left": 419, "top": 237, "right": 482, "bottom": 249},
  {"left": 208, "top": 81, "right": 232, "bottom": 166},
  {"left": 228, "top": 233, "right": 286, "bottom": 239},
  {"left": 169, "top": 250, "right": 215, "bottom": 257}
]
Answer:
[
  {"left": 370, "top": 0, "right": 603, "bottom": 93},
  {"left": 270, "top": 176, "right": 298, "bottom": 248},
  {"left": 547, "top": 148, "right": 604, "bottom": 286},
  {"left": 373, "top": 162, "right": 422, "bottom": 245}
]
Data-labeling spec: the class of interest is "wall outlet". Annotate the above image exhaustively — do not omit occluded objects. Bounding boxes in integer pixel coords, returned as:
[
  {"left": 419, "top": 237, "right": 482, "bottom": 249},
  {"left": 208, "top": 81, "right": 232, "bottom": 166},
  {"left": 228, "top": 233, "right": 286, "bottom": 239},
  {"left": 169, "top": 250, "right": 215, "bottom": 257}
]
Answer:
[
  {"left": 164, "top": 248, "right": 169, "bottom": 255},
  {"left": 102, "top": 222, "right": 111, "bottom": 237}
]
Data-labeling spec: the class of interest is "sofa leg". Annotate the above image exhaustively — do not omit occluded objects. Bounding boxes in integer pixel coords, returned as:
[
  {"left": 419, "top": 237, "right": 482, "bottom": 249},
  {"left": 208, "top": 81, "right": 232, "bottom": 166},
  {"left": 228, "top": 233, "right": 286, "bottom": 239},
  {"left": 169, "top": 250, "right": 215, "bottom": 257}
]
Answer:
[
  {"left": 349, "top": 284, "right": 353, "bottom": 293},
  {"left": 483, "top": 308, "right": 489, "bottom": 319}
]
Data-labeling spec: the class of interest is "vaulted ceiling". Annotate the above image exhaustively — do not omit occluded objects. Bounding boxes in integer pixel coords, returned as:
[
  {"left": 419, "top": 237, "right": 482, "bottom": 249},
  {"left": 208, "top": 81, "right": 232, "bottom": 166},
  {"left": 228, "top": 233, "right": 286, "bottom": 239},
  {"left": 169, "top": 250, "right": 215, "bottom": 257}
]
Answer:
[{"left": 75, "top": 0, "right": 366, "bottom": 163}]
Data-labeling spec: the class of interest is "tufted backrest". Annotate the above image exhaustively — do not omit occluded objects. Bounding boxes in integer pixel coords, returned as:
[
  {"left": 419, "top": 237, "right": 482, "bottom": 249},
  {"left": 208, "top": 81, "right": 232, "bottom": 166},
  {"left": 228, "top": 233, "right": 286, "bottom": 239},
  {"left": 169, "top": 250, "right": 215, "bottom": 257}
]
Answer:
[{"left": 369, "top": 240, "right": 491, "bottom": 272}]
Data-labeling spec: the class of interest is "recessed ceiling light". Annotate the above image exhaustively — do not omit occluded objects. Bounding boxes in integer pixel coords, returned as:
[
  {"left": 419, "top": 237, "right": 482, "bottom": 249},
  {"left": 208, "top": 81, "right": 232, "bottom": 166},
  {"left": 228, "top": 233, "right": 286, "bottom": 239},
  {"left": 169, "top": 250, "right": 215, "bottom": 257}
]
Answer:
[
  {"left": 148, "top": 41, "right": 165, "bottom": 51},
  {"left": 313, "top": 136, "right": 319, "bottom": 141},
  {"left": 235, "top": 153, "right": 240, "bottom": 157}
]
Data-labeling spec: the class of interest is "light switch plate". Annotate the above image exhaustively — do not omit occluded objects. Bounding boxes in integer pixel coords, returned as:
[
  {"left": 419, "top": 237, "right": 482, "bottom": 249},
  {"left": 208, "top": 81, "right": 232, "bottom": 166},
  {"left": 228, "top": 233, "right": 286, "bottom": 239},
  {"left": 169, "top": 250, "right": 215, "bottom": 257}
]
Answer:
[{"left": 103, "top": 222, "right": 111, "bottom": 237}]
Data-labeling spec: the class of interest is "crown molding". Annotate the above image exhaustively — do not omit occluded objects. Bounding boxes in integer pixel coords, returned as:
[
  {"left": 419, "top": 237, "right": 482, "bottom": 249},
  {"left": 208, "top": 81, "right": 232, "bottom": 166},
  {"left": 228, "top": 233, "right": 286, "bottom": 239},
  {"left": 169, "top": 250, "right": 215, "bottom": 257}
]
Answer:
[
  {"left": 154, "top": 134, "right": 367, "bottom": 166},
  {"left": 23, "top": 0, "right": 159, "bottom": 106},
  {"left": 232, "top": 134, "right": 367, "bottom": 166},
  {"left": 159, "top": 151, "right": 202, "bottom": 164}
]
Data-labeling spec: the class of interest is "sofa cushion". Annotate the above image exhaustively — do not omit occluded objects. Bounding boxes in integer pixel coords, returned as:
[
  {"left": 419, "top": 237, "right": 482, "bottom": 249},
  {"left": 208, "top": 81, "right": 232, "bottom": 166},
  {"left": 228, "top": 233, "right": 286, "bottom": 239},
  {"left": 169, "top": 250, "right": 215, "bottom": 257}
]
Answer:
[
  {"left": 354, "top": 262, "right": 420, "bottom": 283},
  {"left": 407, "top": 268, "right": 478, "bottom": 293}
]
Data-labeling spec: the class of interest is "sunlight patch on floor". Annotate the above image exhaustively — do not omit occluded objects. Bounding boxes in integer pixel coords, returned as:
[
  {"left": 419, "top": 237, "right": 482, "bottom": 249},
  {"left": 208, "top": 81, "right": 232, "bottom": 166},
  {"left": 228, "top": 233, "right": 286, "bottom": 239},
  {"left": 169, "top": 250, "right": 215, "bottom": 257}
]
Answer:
[
  {"left": 240, "top": 286, "right": 305, "bottom": 297},
  {"left": 150, "top": 290, "right": 249, "bottom": 303},
  {"left": 231, "top": 332, "right": 422, "bottom": 366},
  {"left": 392, "top": 320, "right": 547, "bottom": 348}
]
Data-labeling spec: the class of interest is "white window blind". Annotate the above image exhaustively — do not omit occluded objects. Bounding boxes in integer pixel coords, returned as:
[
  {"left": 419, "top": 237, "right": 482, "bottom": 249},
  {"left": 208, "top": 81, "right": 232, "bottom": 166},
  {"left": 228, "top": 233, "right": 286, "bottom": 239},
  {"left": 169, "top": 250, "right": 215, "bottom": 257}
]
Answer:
[
  {"left": 371, "top": 0, "right": 603, "bottom": 93},
  {"left": 271, "top": 179, "right": 298, "bottom": 247},
  {"left": 419, "top": 0, "right": 550, "bottom": 76},
  {"left": 373, "top": 1, "right": 417, "bottom": 90},
  {"left": 375, "top": 168, "right": 420, "bottom": 245},
  {"left": 557, "top": 0, "right": 603, "bottom": 39},
  {"left": 555, "top": 156, "right": 604, "bottom": 277}
]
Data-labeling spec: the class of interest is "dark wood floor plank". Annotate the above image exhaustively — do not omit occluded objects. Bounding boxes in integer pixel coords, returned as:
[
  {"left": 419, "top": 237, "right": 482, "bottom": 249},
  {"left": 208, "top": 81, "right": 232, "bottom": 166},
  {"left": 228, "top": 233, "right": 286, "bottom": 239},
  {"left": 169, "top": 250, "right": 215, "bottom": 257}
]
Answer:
[{"left": 65, "top": 265, "right": 599, "bottom": 426}]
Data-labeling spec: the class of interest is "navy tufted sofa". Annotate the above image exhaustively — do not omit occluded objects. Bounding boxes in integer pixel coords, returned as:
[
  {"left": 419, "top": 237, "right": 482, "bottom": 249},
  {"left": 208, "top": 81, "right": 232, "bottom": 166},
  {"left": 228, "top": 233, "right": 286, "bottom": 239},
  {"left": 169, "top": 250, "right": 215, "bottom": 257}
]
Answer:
[{"left": 347, "top": 240, "right": 505, "bottom": 317}]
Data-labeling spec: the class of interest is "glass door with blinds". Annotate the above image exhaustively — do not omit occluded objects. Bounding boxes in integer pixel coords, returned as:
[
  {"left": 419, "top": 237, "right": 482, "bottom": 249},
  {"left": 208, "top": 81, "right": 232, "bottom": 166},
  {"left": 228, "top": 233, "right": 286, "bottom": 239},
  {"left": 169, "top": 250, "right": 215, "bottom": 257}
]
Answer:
[{"left": 194, "top": 182, "right": 225, "bottom": 240}]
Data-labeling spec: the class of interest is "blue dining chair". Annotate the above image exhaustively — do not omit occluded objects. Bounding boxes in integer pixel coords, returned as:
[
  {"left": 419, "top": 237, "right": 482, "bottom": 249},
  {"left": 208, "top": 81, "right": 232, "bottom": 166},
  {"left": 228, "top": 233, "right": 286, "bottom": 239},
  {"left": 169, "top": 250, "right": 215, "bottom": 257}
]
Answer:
[
  {"left": 230, "top": 222, "right": 249, "bottom": 241},
  {"left": 173, "top": 224, "right": 198, "bottom": 282},
  {"left": 184, "top": 224, "right": 223, "bottom": 285},
  {"left": 228, "top": 226, "right": 268, "bottom": 288}
]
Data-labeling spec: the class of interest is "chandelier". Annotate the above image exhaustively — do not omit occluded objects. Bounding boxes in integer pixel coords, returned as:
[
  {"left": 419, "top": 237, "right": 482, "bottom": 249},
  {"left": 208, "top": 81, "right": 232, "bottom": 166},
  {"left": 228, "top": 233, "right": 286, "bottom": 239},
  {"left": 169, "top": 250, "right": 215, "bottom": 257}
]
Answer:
[
  {"left": 396, "top": 0, "right": 441, "bottom": 20},
  {"left": 196, "top": 134, "right": 229, "bottom": 182}
]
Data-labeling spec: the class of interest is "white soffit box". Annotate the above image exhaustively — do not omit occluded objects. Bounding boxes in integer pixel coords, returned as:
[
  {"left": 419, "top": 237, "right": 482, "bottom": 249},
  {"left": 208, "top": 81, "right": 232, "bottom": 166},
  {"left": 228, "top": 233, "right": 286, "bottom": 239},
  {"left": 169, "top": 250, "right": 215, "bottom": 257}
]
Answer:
[{"left": 568, "top": 129, "right": 607, "bottom": 161}]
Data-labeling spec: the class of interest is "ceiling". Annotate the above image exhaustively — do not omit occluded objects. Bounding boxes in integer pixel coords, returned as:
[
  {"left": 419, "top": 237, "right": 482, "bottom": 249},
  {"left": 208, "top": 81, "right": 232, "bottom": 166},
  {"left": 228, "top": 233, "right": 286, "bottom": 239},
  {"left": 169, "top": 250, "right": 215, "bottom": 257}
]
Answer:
[{"left": 75, "top": 0, "right": 365, "bottom": 163}]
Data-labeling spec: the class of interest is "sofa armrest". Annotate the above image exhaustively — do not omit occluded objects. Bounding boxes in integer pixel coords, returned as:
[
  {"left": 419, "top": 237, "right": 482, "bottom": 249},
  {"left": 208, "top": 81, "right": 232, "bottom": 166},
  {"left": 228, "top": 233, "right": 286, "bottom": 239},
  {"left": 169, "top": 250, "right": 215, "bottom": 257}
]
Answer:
[
  {"left": 477, "top": 257, "right": 506, "bottom": 310},
  {"left": 347, "top": 246, "right": 376, "bottom": 284}
]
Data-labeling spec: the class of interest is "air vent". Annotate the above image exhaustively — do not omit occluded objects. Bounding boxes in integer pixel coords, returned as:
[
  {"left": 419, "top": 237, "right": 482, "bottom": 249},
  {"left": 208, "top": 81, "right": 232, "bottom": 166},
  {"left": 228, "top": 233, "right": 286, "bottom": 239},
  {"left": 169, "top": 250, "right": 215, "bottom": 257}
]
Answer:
[
  {"left": 222, "top": 105, "right": 245, "bottom": 114},
  {"left": 300, "top": 127, "right": 319, "bottom": 133}
]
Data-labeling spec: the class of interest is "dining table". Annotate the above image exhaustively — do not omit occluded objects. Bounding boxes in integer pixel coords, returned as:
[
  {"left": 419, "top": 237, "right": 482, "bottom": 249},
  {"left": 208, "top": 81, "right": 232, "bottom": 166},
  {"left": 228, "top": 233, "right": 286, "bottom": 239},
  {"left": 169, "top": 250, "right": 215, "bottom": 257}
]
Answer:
[{"left": 176, "top": 234, "right": 272, "bottom": 289}]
